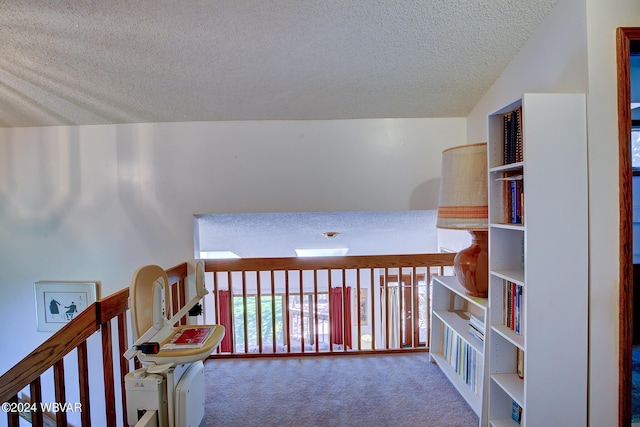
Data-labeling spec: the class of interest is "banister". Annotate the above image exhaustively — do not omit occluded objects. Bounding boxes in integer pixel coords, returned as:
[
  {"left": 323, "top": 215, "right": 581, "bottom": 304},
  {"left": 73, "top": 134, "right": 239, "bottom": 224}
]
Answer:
[
  {"left": 204, "top": 253, "right": 456, "bottom": 356},
  {"left": 0, "top": 303, "right": 100, "bottom": 403},
  {"left": 204, "top": 253, "right": 456, "bottom": 272},
  {"left": 0, "top": 262, "right": 189, "bottom": 406},
  {"left": 166, "top": 262, "right": 189, "bottom": 285},
  {"left": 96, "top": 288, "right": 130, "bottom": 324}
]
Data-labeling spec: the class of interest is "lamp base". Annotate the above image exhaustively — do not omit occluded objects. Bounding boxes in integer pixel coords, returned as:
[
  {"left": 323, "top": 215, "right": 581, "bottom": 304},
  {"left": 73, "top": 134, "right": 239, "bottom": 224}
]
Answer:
[{"left": 453, "top": 230, "right": 488, "bottom": 298}]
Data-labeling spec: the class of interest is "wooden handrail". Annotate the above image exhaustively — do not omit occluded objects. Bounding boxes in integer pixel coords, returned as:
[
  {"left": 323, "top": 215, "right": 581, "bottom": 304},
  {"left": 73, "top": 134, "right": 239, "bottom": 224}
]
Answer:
[
  {"left": 0, "top": 301, "right": 103, "bottom": 404},
  {"left": 0, "top": 262, "right": 190, "bottom": 426},
  {"left": 205, "top": 253, "right": 456, "bottom": 356},
  {"left": 204, "top": 253, "right": 456, "bottom": 272}
]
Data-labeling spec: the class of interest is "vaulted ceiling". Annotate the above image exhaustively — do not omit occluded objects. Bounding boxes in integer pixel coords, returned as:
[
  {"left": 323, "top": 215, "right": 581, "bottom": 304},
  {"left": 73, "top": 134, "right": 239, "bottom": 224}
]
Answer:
[{"left": 1, "top": 0, "right": 556, "bottom": 128}]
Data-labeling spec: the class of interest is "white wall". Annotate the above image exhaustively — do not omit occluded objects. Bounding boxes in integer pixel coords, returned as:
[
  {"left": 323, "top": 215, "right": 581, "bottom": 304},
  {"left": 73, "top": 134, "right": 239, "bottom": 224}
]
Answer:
[
  {"left": 468, "top": 0, "right": 640, "bottom": 424},
  {"left": 466, "top": 0, "right": 588, "bottom": 139},
  {"left": 584, "top": 1, "right": 640, "bottom": 424},
  {"left": 0, "top": 118, "right": 464, "bottom": 408}
]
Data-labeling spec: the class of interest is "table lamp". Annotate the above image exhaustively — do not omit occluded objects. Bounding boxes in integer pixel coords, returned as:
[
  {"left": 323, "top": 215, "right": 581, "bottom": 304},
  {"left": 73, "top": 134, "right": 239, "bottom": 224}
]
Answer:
[{"left": 436, "top": 142, "right": 488, "bottom": 298}]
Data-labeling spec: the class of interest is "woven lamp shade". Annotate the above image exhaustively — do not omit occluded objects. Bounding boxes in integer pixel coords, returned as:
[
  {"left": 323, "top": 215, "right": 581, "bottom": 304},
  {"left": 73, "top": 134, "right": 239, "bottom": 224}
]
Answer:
[{"left": 436, "top": 142, "right": 488, "bottom": 230}]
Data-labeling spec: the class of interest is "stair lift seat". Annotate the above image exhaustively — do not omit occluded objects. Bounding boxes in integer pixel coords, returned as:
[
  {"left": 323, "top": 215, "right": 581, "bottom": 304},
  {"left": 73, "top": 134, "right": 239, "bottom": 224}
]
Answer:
[
  {"left": 124, "top": 262, "right": 224, "bottom": 427},
  {"left": 128, "top": 264, "right": 224, "bottom": 365}
]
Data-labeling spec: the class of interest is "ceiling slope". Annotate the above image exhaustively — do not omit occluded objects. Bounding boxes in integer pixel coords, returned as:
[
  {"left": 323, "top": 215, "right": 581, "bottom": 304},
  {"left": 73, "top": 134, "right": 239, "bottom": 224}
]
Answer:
[{"left": 0, "top": 1, "right": 556, "bottom": 128}]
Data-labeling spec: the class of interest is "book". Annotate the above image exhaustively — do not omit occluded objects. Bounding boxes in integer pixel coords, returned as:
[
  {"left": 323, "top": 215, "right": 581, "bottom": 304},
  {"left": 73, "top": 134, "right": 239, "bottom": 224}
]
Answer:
[
  {"left": 516, "top": 105, "right": 523, "bottom": 162},
  {"left": 511, "top": 180, "right": 518, "bottom": 223},
  {"left": 503, "top": 112, "right": 510, "bottom": 165},
  {"left": 504, "top": 281, "right": 510, "bottom": 327},
  {"left": 512, "top": 401, "right": 522, "bottom": 424},
  {"left": 515, "top": 284, "right": 522, "bottom": 335},
  {"left": 503, "top": 280, "right": 524, "bottom": 333},
  {"left": 517, "top": 348, "right": 525, "bottom": 379},
  {"left": 161, "top": 326, "right": 214, "bottom": 350},
  {"left": 511, "top": 281, "right": 516, "bottom": 330}
]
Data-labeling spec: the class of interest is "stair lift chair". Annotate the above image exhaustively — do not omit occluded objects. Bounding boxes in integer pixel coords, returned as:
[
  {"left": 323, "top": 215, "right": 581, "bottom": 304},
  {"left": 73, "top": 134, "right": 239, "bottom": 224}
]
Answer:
[{"left": 123, "top": 261, "right": 224, "bottom": 427}]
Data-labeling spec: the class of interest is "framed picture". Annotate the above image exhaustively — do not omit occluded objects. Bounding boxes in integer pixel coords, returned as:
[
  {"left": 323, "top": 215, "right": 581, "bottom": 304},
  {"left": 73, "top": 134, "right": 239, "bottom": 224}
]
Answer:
[{"left": 34, "top": 281, "right": 98, "bottom": 332}]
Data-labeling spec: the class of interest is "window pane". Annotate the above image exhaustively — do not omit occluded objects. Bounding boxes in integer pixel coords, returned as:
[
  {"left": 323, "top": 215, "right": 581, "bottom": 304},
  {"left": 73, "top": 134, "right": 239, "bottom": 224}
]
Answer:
[
  {"left": 259, "top": 295, "right": 283, "bottom": 346},
  {"left": 233, "top": 296, "right": 257, "bottom": 351},
  {"left": 632, "top": 128, "right": 640, "bottom": 168},
  {"left": 233, "top": 295, "right": 285, "bottom": 352}
]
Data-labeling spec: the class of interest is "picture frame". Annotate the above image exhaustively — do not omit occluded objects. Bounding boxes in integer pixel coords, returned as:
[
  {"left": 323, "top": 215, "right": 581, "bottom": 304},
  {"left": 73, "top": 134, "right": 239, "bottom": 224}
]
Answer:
[{"left": 34, "top": 281, "right": 98, "bottom": 332}]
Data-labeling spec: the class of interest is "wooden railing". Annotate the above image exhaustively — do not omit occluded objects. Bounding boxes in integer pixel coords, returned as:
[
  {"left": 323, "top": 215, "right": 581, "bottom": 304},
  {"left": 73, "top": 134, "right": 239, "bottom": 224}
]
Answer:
[
  {"left": 0, "top": 262, "right": 189, "bottom": 427},
  {"left": 202, "top": 253, "right": 455, "bottom": 357}
]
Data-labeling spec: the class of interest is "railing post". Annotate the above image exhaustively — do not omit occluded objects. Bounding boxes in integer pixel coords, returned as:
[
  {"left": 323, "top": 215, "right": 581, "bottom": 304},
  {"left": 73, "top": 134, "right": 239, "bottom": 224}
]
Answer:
[
  {"left": 53, "top": 359, "right": 68, "bottom": 426},
  {"left": 101, "top": 319, "right": 116, "bottom": 427},
  {"left": 30, "top": 377, "right": 43, "bottom": 427},
  {"left": 118, "top": 312, "right": 131, "bottom": 427},
  {"left": 7, "top": 395, "right": 19, "bottom": 427},
  {"left": 270, "top": 271, "right": 276, "bottom": 353},
  {"left": 77, "top": 341, "right": 91, "bottom": 426},
  {"left": 256, "top": 271, "right": 263, "bottom": 353}
]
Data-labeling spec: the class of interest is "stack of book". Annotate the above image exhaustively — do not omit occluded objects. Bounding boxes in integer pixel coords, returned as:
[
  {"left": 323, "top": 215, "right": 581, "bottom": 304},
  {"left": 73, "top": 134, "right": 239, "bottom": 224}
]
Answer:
[
  {"left": 503, "top": 280, "right": 524, "bottom": 335},
  {"left": 497, "top": 174, "right": 524, "bottom": 225},
  {"left": 503, "top": 106, "right": 523, "bottom": 165},
  {"left": 468, "top": 312, "right": 485, "bottom": 343},
  {"left": 442, "top": 325, "right": 483, "bottom": 396}
]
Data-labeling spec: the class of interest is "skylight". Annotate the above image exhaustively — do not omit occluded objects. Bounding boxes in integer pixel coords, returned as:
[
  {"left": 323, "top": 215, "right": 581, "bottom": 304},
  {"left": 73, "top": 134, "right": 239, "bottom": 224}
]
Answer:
[
  {"left": 295, "top": 248, "right": 349, "bottom": 257},
  {"left": 199, "top": 251, "right": 240, "bottom": 259}
]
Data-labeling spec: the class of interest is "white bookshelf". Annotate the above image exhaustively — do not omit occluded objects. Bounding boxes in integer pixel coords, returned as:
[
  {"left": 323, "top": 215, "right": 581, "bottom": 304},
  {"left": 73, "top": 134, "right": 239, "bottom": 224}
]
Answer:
[
  {"left": 486, "top": 93, "right": 588, "bottom": 426},
  {"left": 430, "top": 275, "right": 489, "bottom": 426}
]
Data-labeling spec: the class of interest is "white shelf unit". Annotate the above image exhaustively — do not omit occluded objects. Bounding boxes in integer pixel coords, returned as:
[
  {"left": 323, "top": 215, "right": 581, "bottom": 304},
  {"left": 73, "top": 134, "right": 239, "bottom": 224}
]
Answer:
[
  {"left": 487, "top": 94, "right": 588, "bottom": 426},
  {"left": 430, "top": 275, "right": 489, "bottom": 426}
]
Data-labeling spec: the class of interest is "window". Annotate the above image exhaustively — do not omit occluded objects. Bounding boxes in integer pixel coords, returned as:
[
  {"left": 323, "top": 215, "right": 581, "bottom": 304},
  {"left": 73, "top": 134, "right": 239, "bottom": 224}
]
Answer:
[
  {"left": 231, "top": 292, "right": 330, "bottom": 352},
  {"left": 632, "top": 123, "right": 640, "bottom": 169},
  {"left": 233, "top": 294, "right": 284, "bottom": 351}
]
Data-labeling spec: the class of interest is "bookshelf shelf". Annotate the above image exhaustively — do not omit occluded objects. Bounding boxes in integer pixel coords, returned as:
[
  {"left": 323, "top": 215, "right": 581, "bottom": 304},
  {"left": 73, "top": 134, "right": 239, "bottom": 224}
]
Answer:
[
  {"left": 490, "top": 420, "right": 519, "bottom": 427},
  {"left": 430, "top": 275, "right": 489, "bottom": 426},
  {"left": 487, "top": 93, "right": 588, "bottom": 426},
  {"left": 490, "top": 270, "right": 524, "bottom": 285},
  {"left": 490, "top": 223, "right": 524, "bottom": 232},
  {"left": 491, "top": 373, "right": 524, "bottom": 406},
  {"left": 491, "top": 324, "right": 524, "bottom": 349},
  {"left": 489, "top": 162, "right": 524, "bottom": 174}
]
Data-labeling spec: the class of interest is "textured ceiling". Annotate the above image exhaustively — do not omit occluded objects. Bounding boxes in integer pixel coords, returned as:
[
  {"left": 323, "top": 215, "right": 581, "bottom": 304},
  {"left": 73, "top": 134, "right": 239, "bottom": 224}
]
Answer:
[
  {"left": 0, "top": 0, "right": 557, "bottom": 128},
  {"left": 196, "top": 211, "right": 441, "bottom": 258}
]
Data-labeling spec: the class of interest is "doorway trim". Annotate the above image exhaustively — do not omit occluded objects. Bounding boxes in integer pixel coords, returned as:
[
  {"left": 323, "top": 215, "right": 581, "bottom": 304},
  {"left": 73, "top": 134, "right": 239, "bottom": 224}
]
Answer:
[{"left": 617, "top": 26, "right": 640, "bottom": 427}]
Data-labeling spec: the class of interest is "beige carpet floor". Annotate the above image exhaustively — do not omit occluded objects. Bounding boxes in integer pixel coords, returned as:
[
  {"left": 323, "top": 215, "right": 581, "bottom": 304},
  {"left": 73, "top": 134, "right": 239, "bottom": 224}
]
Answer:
[{"left": 202, "top": 352, "right": 479, "bottom": 427}]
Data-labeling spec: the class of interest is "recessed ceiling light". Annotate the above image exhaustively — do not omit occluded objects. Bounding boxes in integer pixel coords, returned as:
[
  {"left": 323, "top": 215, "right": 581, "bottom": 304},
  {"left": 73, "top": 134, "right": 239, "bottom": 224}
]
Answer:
[
  {"left": 199, "top": 250, "right": 240, "bottom": 259},
  {"left": 295, "top": 248, "right": 349, "bottom": 257}
]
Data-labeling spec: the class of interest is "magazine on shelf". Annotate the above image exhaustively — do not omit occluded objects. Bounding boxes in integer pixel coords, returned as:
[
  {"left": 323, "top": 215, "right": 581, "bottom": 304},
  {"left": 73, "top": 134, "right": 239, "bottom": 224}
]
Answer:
[
  {"left": 468, "top": 325, "right": 484, "bottom": 343},
  {"left": 469, "top": 313, "right": 485, "bottom": 331},
  {"left": 161, "top": 326, "right": 214, "bottom": 350}
]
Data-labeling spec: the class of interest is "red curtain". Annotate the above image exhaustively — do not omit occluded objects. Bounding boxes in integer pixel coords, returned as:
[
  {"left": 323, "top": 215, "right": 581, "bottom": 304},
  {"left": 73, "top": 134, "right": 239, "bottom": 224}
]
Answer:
[
  {"left": 218, "top": 290, "right": 232, "bottom": 352},
  {"left": 330, "top": 287, "right": 352, "bottom": 348}
]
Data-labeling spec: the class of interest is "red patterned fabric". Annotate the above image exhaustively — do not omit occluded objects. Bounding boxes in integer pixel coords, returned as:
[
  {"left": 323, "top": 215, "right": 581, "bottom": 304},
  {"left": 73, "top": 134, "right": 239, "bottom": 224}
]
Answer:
[
  {"left": 218, "top": 290, "right": 232, "bottom": 352},
  {"left": 330, "top": 287, "right": 352, "bottom": 348}
]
